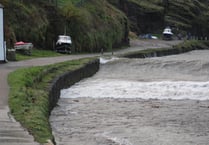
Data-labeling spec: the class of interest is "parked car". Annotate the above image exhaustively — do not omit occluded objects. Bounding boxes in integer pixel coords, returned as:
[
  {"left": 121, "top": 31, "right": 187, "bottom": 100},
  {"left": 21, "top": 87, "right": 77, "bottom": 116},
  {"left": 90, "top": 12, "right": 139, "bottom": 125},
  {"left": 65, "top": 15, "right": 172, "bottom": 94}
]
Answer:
[{"left": 139, "top": 34, "right": 158, "bottom": 39}]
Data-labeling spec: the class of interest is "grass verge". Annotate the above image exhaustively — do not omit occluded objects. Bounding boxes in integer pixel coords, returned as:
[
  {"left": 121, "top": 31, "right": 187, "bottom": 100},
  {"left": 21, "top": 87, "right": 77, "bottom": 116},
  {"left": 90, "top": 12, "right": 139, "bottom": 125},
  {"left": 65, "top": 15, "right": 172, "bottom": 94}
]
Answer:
[
  {"left": 121, "top": 40, "right": 209, "bottom": 58},
  {"left": 8, "top": 57, "right": 97, "bottom": 143},
  {"left": 15, "top": 49, "right": 66, "bottom": 61}
]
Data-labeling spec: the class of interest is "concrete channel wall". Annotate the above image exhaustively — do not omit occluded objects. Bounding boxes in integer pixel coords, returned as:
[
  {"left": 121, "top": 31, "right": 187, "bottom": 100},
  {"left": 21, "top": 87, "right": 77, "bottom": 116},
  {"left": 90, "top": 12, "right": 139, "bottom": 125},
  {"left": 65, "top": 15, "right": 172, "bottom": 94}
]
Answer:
[
  {"left": 48, "top": 59, "right": 100, "bottom": 111},
  {"left": 121, "top": 42, "right": 209, "bottom": 58},
  {"left": 46, "top": 41, "right": 209, "bottom": 144}
]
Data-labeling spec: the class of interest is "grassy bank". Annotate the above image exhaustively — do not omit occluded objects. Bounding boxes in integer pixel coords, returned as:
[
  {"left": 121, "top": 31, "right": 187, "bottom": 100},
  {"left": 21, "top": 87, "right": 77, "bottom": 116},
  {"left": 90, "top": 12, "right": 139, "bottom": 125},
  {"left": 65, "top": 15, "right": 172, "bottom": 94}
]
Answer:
[
  {"left": 15, "top": 49, "right": 66, "bottom": 61},
  {"left": 121, "top": 40, "right": 209, "bottom": 58},
  {"left": 8, "top": 57, "right": 97, "bottom": 143}
]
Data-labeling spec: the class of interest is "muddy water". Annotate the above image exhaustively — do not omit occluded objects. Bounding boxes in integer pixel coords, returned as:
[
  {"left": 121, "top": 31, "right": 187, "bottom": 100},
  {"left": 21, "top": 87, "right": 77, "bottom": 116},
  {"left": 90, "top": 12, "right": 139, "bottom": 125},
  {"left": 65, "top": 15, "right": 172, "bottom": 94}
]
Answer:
[{"left": 50, "top": 50, "right": 209, "bottom": 145}]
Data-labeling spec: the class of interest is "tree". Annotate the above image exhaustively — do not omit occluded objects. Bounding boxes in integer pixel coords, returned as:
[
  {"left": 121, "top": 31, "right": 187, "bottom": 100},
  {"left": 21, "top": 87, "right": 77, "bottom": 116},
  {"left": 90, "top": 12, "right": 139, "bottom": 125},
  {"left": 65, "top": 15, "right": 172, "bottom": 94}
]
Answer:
[{"left": 163, "top": 0, "right": 169, "bottom": 14}]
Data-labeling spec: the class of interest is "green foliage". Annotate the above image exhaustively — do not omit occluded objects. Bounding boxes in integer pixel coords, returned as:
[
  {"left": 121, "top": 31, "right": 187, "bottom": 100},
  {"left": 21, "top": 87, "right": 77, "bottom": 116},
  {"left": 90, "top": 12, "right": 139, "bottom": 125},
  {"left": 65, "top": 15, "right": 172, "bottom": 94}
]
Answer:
[
  {"left": 164, "top": 0, "right": 207, "bottom": 32},
  {"left": 15, "top": 49, "right": 65, "bottom": 61},
  {"left": 128, "top": 0, "right": 163, "bottom": 12},
  {"left": 4, "top": 1, "right": 49, "bottom": 47},
  {"left": 122, "top": 40, "right": 209, "bottom": 58},
  {"left": 108, "top": 0, "right": 164, "bottom": 33},
  {"left": 62, "top": 0, "right": 129, "bottom": 52},
  {"left": 173, "top": 40, "right": 209, "bottom": 51},
  {"left": 108, "top": 0, "right": 209, "bottom": 37},
  {"left": 57, "top": 0, "right": 83, "bottom": 7},
  {"left": 3, "top": 0, "right": 129, "bottom": 52},
  {"left": 8, "top": 57, "right": 96, "bottom": 143},
  {"left": 3, "top": 0, "right": 209, "bottom": 53}
]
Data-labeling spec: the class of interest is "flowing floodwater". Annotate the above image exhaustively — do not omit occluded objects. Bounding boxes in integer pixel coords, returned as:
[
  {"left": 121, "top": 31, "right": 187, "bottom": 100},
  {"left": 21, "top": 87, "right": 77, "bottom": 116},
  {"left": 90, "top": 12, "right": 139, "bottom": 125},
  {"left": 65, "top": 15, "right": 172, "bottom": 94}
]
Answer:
[{"left": 50, "top": 50, "right": 209, "bottom": 145}]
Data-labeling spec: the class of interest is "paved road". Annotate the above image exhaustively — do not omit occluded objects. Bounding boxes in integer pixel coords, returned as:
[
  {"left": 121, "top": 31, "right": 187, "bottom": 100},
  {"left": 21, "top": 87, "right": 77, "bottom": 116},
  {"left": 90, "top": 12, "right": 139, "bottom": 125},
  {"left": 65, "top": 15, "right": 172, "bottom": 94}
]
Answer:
[
  {"left": 0, "top": 54, "right": 97, "bottom": 145},
  {"left": 0, "top": 39, "right": 181, "bottom": 145}
]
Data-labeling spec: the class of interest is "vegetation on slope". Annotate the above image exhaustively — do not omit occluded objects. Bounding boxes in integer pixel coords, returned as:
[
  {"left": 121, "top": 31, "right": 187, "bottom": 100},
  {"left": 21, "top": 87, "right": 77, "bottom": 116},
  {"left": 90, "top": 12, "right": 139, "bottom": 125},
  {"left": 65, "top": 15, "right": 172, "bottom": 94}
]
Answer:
[
  {"left": 108, "top": 0, "right": 209, "bottom": 38},
  {"left": 121, "top": 40, "right": 209, "bottom": 58},
  {"left": 2, "top": 0, "right": 209, "bottom": 52},
  {"left": 2, "top": 0, "right": 129, "bottom": 52},
  {"left": 3, "top": 0, "right": 64, "bottom": 49},
  {"left": 61, "top": 0, "right": 129, "bottom": 52},
  {"left": 165, "top": 0, "right": 209, "bottom": 37}
]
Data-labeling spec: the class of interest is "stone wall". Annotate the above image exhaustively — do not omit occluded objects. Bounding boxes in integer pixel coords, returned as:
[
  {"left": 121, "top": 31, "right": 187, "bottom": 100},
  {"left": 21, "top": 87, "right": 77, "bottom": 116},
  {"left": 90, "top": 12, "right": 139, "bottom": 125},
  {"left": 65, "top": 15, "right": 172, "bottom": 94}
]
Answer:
[
  {"left": 121, "top": 42, "right": 209, "bottom": 58},
  {"left": 48, "top": 59, "right": 100, "bottom": 111},
  {"left": 121, "top": 47, "right": 184, "bottom": 58}
]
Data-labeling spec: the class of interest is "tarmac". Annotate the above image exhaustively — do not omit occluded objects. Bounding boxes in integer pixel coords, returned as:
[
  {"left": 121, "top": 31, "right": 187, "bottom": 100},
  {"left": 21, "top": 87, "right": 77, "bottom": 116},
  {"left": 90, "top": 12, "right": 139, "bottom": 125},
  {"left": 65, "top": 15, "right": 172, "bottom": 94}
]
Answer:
[{"left": 0, "top": 39, "right": 181, "bottom": 145}]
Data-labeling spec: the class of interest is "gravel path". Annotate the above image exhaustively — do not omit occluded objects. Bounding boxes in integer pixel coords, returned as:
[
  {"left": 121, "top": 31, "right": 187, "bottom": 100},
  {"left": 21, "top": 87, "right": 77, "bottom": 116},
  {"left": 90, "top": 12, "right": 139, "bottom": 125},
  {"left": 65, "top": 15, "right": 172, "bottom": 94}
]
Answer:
[{"left": 0, "top": 39, "right": 181, "bottom": 145}]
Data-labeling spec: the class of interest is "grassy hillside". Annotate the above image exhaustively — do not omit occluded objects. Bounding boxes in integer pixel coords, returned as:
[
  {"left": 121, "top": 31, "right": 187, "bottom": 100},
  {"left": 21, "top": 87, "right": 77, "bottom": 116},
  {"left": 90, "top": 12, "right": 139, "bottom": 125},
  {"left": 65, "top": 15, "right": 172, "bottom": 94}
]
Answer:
[
  {"left": 3, "top": 0, "right": 64, "bottom": 49},
  {"left": 108, "top": 0, "right": 164, "bottom": 33},
  {"left": 165, "top": 0, "right": 209, "bottom": 37},
  {"left": 59, "top": 0, "right": 129, "bottom": 52},
  {"left": 108, "top": 0, "right": 209, "bottom": 38},
  {"left": 2, "top": 0, "right": 129, "bottom": 52},
  {"left": 2, "top": 0, "right": 209, "bottom": 52}
]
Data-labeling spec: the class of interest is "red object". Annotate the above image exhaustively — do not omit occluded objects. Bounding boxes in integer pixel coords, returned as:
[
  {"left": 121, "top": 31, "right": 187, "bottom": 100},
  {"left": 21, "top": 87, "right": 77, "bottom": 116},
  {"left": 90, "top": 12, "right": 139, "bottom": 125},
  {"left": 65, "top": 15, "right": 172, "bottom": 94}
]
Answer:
[{"left": 15, "top": 41, "right": 28, "bottom": 45}]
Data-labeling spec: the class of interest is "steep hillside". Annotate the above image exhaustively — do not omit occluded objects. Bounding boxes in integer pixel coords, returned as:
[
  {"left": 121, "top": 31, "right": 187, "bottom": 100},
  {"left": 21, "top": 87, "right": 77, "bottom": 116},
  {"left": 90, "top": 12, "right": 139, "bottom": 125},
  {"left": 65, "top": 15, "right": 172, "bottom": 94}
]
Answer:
[
  {"left": 165, "top": 0, "right": 209, "bottom": 37},
  {"left": 2, "top": 0, "right": 209, "bottom": 52},
  {"left": 2, "top": 0, "right": 129, "bottom": 52},
  {"left": 108, "top": 0, "right": 209, "bottom": 38},
  {"left": 2, "top": 0, "right": 64, "bottom": 49},
  {"left": 108, "top": 0, "right": 164, "bottom": 33},
  {"left": 60, "top": 0, "right": 129, "bottom": 52}
]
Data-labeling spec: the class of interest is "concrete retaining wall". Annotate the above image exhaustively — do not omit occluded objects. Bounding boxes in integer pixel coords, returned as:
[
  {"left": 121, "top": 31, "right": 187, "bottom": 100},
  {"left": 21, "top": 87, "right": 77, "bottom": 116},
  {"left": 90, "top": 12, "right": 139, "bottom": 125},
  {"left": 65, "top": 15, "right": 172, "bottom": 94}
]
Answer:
[
  {"left": 48, "top": 59, "right": 100, "bottom": 111},
  {"left": 121, "top": 41, "right": 209, "bottom": 58},
  {"left": 121, "top": 47, "right": 193, "bottom": 58}
]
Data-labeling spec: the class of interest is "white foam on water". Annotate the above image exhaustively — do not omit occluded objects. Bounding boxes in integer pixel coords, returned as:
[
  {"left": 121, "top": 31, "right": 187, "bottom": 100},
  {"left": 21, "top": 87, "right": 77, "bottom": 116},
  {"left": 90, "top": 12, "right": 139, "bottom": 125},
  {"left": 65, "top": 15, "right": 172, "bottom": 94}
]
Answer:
[
  {"left": 100, "top": 57, "right": 120, "bottom": 64},
  {"left": 61, "top": 79, "right": 209, "bottom": 100},
  {"left": 62, "top": 51, "right": 209, "bottom": 101},
  {"left": 95, "top": 131, "right": 133, "bottom": 145}
]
